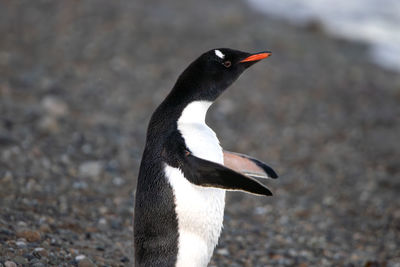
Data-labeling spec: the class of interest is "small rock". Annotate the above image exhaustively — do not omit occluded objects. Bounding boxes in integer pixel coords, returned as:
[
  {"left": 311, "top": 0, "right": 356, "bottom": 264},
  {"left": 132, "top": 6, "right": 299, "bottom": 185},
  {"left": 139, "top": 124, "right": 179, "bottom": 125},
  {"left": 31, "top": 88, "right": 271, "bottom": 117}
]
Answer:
[
  {"left": 78, "top": 258, "right": 95, "bottom": 267},
  {"left": 4, "top": 261, "right": 17, "bottom": 267},
  {"left": 111, "top": 219, "right": 122, "bottom": 230},
  {"left": 38, "top": 115, "right": 60, "bottom": 133},
  {"left": 50, "top": 237, "right": 61, "bottom": 246},
  {"left": 0, "top": 135, "right": 17, "bottom": 147},
  {"left": 41, "top": 96, "right": 69, "bottom": 117},
  {"left": 33, "top": 247, "right": 49, "bottom": 258},
  {"left": 288, "top": 248, "right": 298, "bottom": 257},
  {"left": 216, "top": 248, "right": 229, "bottom": 256},
  {"left": 16, "top": 230, "right": 41, "bottom": 242},
  {"left": 75, "top": 255, "right": 86, "bottom": 261},
  {"left": 69, "top": 248, "right": 79, "bottom": 256},
  {"left": 0, "top": 228, "right": 13, "bottom": 236},
  {"left": 110, "top": 56, "right": 128, "bottom": 72},
  {"left": 112, "top": 176, "right": 125, "bottom": 186},
  {"left": 85, "top": 232, "right": 92, "bottom": 239},
  {"left": 98, "top": 218, "right": 107, "bottom": 225},
  {"left": 79, "top": 161, "right": 102, "bottom": 178},
  {"left": 39, "top": 224, "right": 51, "bottom": 233},
  {"left": 17, "top": 221, "right": 27, "bottom": 228},
  {"left": 120, "top": 256, "right": 130, "bottom": 263},
  {"left": 387, "top": 259, "right": 400, "bottom": 267},
  {"left": 73, "top": 181, "right": 88, "bottom": 189},
  {"left": 16, "top": 240, "right": 27, "bottom": 248},
  {"left": 323, "top": 196, "right": 334, "bottom": 206},
  {"left": 82, "top": 144, "right": 92, "bottom": 154},
  {"left": 24, "top": 253, "right": 35, "bottom": 261},
  {"left": 60, "top": 154, "right": 70, "bottom": 164},
  {"left": 29, "top": 259, "right": 41, "bottom": 265},
  {"left": 99, "top": 206, "right": 108, "bottom": 214},
  {"left": 269, "top": 253, "right": 283, "bottom": 260},
  {"left": 1, "top": 171, "right": 13, "bottom": 182},
  {"left": 13, "top": 256, "right": 28, "bottom": 265},
  {"left": 254, "top": 206, "right": 270, "bottom": 215},
  {"left": 365, "top": 261, "right": 380, "bottom": 267}
]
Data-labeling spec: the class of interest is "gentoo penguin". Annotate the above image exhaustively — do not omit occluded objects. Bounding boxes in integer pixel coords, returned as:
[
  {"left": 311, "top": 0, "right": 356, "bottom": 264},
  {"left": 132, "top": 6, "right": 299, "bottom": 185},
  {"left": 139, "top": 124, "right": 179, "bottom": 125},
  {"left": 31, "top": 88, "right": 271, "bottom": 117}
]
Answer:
[{"left": 134, "top": 48, "right": 278, "bottom": 267}]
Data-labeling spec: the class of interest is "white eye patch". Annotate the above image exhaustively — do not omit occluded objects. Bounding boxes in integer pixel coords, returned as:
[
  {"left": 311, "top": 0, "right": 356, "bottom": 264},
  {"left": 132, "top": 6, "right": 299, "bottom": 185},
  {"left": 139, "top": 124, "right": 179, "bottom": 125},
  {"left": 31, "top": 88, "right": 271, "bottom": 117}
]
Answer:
[{"left": 214, "top": 49, "right": 225, "bottom": 59}]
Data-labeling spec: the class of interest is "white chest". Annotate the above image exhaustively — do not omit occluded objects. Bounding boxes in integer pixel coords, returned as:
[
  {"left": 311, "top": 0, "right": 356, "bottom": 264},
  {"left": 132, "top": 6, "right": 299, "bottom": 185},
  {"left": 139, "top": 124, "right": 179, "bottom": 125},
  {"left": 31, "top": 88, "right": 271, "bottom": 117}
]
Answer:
[
  {"left": 164, "top": 165, "right": 225, "bottom": 267},
  {"left": 164, "top": 101, "right": 226, "bottom": 266},
  {"left": 178, "top": 122, "right": 223, "bottom": 163},
  {"left": 177, "top": 101, "right": 223, "bottom": 164}
]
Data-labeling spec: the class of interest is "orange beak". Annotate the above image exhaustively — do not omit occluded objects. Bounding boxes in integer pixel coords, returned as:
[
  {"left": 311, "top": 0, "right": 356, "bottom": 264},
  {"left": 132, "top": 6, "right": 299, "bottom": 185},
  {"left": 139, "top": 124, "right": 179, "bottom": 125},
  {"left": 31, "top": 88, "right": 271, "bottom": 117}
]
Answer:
[{"left": 240, "top": 51, "right": 271, "bottom": 63}]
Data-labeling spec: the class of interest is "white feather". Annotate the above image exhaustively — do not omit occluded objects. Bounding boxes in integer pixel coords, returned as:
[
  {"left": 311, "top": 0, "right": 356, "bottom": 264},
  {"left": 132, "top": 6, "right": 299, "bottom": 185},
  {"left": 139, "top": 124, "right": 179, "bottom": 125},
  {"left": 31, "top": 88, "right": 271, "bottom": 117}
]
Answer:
[
  {"left": 178, "top": 101, "right": 223, "bottom": 163},
  {"left": 164, "top": 101, "right": 226, "bottom": 266},
  {"left": 164, "top": 165, "right": 225, "bottom": 267},
  {"left": 215, "top": 49, "right": 225, "bottom": 59}
]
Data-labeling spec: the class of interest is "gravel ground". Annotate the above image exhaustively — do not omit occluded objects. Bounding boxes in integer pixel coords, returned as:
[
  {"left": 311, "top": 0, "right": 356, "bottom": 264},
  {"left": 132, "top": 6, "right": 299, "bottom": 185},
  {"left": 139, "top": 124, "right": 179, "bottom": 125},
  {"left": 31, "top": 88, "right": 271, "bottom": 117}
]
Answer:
[{"left": 1, "top": 0, "right": 400, "bottom": 266}]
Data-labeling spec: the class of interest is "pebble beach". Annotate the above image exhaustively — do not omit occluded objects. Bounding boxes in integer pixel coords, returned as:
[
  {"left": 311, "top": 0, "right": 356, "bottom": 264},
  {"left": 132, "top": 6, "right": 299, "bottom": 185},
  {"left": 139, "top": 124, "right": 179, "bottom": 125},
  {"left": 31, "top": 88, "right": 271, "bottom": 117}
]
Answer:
[{"left": 1, "top": 0, "right": 399, "bottom": 266}]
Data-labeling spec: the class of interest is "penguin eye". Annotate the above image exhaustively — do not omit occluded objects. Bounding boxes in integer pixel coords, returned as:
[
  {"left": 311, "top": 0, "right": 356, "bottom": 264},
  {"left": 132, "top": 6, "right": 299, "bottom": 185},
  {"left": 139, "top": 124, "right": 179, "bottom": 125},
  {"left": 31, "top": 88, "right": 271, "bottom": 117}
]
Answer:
[{"left": 223, "top": 61, "right": 232, "bottom": 68}]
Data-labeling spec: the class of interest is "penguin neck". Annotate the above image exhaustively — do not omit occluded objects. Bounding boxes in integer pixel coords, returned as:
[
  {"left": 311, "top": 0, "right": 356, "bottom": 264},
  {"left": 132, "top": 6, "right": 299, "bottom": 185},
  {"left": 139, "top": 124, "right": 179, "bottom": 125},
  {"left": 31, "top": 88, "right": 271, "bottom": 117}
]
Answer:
[{"left": 178, "top": 101, "right": 212, "bottom": 125}]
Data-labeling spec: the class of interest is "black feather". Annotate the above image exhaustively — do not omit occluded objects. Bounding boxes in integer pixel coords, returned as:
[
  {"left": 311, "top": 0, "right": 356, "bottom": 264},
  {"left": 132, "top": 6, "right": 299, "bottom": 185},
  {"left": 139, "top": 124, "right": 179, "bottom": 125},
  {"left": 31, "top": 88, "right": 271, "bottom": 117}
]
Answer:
[{"left": 182, "top": 154, "right": 273, "bottom": 196}]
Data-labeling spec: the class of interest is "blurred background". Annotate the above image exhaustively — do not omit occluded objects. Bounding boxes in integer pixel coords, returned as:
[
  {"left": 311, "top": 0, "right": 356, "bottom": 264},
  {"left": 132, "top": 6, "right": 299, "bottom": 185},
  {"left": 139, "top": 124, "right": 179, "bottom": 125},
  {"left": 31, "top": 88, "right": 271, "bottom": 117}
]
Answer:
[{"left": 0, "top": 0, "right": 399, "bottom": 266}]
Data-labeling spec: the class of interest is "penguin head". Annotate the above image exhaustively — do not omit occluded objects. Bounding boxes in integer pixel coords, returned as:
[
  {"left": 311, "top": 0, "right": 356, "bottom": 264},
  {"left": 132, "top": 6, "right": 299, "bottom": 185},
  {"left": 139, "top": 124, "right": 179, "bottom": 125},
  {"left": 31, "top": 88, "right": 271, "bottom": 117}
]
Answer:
[{"left": 174, "top": 48, "right": 271, "bottom": 102}]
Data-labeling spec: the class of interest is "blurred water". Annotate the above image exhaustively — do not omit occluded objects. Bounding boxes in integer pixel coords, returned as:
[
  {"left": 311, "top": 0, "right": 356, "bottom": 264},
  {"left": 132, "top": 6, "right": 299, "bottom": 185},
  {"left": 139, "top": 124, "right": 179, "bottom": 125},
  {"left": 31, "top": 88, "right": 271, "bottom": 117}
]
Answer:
[{"left": 247, "top": 0, "right": 400, "bottom": 72}]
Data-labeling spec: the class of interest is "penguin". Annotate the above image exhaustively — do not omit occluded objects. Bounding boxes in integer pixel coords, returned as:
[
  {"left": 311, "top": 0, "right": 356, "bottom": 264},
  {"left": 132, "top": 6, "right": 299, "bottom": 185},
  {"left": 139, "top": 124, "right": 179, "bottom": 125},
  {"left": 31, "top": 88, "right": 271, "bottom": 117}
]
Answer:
[{"left": 134, "top": 48, "right": 278, "bottom": 267}]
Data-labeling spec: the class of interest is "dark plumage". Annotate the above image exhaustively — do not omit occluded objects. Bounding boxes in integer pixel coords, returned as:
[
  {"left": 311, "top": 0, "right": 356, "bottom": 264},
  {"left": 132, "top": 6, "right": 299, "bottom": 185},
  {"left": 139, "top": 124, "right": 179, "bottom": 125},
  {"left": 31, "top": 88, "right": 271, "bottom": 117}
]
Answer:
[{"left": 134, "top": 48, "right": 277, "bottom": 267}]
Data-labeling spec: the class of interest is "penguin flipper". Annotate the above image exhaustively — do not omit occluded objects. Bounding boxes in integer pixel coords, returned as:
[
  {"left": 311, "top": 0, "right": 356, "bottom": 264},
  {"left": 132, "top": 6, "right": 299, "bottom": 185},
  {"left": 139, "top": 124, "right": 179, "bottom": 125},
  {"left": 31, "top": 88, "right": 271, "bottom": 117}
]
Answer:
[
  {"left": 181, "top": 154, "right": 273, "bottom": 196},
  {"left": 223, "top": 150, "right": 278, "bottom": 179}
]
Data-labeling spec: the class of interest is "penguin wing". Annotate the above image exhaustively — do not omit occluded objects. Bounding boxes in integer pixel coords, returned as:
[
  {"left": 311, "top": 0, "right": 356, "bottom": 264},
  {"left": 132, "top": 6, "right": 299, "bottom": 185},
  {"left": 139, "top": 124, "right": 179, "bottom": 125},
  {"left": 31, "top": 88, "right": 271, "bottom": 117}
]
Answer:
[
  {"left": 223, "top": 150, "right": 278, "bottom": 179},
  {"left": 181, "top": 153, "right": 273, "bottom": 196}
]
